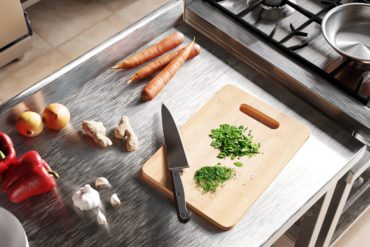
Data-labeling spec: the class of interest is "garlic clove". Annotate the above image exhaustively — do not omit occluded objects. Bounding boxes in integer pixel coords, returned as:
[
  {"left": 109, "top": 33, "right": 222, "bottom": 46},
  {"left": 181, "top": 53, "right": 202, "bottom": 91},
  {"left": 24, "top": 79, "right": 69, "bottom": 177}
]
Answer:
[
  {"left": 72, "top": 184, "right": 101, "bottom": 211},
  {"left": 110, "top": 193, "right": 121, "bottom": 208},
  {"left": 97, "top": 208, "right": 108, "bottom": 226},
  {"left": 95, "top": 177, "right": 112, "bottom": 190}
]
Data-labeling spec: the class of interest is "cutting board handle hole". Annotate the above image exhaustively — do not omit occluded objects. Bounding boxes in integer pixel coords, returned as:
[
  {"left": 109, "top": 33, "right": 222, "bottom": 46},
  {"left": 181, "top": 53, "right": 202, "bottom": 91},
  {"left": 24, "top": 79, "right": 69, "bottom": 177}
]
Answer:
[{"left": 239, "top": 104, "right": 280, "bottom": 129}]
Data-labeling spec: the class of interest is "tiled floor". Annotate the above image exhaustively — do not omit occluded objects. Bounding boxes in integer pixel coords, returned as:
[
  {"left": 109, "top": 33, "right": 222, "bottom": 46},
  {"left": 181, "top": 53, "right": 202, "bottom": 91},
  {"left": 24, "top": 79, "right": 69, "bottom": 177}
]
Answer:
[
  {"left": 334, "top": 206, "right": 370, "bottom": 247},
  {"left": 0, "top": 0, "right": 168, "bottom": 104},
  {"left": 0, "top": 0, "right": 369, "bottom": 245},
  {"left": 274, "top": 206, "right": 370, "bottom": 246}
]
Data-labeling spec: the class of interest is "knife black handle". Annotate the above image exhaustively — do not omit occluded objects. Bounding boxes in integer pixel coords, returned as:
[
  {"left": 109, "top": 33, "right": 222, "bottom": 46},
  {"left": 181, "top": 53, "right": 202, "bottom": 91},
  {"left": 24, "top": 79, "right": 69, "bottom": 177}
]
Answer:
[{"left": 170, "top": 169, "right": 191, "bottom": 223}]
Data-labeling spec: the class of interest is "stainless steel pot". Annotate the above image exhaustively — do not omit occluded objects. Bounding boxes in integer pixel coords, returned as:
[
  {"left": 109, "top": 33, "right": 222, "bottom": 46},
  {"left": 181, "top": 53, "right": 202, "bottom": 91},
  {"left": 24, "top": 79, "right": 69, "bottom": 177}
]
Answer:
[{"left": 322, "top": 3, "right": 370, "bottom": 69}]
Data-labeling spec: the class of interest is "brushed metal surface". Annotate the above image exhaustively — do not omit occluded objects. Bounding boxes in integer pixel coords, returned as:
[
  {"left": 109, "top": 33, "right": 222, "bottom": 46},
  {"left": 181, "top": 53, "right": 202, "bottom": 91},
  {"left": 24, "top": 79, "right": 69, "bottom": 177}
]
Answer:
[
  {"left": 322, "top": 3, "right": 370, "bottom": 66},
  {"left": 184, "top": 0, "right": 370, "bottom": 141},
  {"left": 0, "top": 1, "right": 365, "bottom": 246}
]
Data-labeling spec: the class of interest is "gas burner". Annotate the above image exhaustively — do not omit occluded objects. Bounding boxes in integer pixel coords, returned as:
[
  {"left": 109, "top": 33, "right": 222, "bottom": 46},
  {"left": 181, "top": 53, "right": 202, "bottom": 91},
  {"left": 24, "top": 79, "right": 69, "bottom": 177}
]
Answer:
[
  {"left": 247, "top": 0, "right": 296, "bottom": 21},
  {"left": 263, "top": 0, "right": 287, "bottom": 7},
  {"left": 359, "top": 72, "right": 370, "bottom": 100},
  {"left": 330, "top": 60, "right": 370, "bottom": 100}
]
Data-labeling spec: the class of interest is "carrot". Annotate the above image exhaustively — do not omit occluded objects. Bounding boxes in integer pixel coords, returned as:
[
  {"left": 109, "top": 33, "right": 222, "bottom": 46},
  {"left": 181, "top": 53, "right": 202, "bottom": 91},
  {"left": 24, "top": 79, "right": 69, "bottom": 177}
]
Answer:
[
  {"left": 141, "top": 39, "right": 195, "bottom": 101},
  {"left": 111, "top": 32, "right": 185, "bottom": 69},
  {"left": 127, "top": 44, "right": 200, "bottom": 84}
]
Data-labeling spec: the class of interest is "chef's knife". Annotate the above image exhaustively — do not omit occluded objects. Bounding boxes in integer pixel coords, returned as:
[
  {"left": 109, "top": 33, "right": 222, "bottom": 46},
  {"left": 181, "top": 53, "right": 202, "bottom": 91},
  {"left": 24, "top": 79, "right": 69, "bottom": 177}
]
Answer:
[{"left": 161, "top": 104, "right": 191, "bottom": 223}]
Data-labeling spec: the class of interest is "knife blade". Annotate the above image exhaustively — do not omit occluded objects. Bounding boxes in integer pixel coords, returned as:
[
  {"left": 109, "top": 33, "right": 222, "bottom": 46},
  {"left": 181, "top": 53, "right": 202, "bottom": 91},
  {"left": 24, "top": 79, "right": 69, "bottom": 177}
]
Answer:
[{"left": 161, "top": 104, "right": 191, "bottom": 223}]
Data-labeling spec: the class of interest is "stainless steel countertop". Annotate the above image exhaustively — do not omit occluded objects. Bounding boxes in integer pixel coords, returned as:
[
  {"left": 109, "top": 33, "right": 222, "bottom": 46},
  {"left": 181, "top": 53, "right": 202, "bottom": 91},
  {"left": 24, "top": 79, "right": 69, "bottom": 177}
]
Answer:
[{"left": 0, "top": 1, "right": 366, "bottom": 246}]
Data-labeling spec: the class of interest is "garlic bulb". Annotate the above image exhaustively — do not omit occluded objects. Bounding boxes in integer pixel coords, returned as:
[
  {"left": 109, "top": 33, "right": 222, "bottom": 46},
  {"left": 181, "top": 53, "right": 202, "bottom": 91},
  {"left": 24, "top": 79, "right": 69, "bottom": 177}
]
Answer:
[
  {"left": 110, "top": 193, "right": 121, "bottom": 208},
  {"left": 95, "top": 177, "right": 112, "bottom": 189},
  {"left": 97, "top": 208, "right": 107, "bottom": 226},
  {"left": 72, "top": 184, "right": 101, "bottom": 211}
]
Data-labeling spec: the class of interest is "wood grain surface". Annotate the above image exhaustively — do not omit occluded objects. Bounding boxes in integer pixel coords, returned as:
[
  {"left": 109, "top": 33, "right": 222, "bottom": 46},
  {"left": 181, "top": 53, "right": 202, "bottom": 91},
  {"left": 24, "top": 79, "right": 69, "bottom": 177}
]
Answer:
[{"left": 142, "top": 85, "right": 310, "bottom": 229}]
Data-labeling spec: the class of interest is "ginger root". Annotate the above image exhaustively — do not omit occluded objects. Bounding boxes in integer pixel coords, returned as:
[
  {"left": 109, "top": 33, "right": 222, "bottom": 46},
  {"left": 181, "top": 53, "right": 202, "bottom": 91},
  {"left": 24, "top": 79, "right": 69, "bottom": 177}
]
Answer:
[
  {"left": 114, "top": 116, "right": 138, "bottom": 152},
  {"left": 82, "top": 120, "right": 112, "bottom": 148}
]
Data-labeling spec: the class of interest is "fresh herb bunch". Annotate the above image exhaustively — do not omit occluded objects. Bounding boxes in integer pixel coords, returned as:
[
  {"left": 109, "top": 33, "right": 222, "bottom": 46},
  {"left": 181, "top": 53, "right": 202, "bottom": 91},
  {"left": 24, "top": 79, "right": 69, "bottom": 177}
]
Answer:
[
  {"left": 194, "top": 163, "right": 234, "bottom": 192},
  {"left": 210, "top": 124, "right": 260, "bottom": 160}
]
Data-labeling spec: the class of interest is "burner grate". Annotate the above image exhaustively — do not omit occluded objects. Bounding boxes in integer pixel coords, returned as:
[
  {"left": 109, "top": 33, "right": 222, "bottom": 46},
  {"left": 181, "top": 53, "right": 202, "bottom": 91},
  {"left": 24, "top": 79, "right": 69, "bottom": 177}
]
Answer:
[{"left": 204, "top": 0, "right": 370, "bottom": 104}]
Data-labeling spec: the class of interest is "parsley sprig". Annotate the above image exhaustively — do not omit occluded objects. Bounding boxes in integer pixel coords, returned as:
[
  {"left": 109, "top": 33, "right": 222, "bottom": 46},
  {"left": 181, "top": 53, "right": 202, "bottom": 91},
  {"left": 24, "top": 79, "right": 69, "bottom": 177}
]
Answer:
[{"left": 210, "top": 124, "right": 260, "bottom": 160}]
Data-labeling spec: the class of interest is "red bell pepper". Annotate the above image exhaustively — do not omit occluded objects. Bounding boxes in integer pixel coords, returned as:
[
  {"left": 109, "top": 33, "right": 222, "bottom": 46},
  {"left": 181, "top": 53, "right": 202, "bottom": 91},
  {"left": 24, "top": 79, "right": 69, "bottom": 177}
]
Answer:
[
  {"left": 0, "top": 131, "right": 16, "bottom": 175},
  {"left": 1, "top": 150, "right": 58, "bottom": 203}
]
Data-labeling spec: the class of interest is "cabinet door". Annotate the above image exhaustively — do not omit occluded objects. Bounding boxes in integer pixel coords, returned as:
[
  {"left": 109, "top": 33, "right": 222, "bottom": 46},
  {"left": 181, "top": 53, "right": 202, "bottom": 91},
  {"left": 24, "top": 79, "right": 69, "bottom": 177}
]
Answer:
[{"left": 0, "top": 0, "right": 29, "bottom": 49}]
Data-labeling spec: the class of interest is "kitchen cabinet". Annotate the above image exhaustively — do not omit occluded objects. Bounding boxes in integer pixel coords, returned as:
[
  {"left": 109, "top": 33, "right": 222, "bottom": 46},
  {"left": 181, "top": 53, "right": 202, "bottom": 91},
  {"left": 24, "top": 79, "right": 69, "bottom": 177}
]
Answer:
[{"left": 0, "top": 0, "right": 32, "bottom": 68}]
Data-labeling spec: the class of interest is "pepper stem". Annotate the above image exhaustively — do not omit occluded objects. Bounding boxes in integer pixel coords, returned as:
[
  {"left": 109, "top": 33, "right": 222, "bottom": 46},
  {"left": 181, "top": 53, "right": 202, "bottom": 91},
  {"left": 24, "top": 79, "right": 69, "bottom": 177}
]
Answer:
[
  {"left": 0, "top": 151, "right": 5, "bottom": 160},
  {"left": 48, "top": 170, "right": 60, "bottom": 179}
]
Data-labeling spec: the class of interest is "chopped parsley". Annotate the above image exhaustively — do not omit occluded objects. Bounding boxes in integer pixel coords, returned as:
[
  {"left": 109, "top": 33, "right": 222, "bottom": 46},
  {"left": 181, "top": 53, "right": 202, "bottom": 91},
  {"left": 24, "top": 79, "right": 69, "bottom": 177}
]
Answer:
[
  {"left": 210, "top": 124, "right": 260, "bottom": 160},
  {"left": 194, "top": 164, "right": 234, "bottom": 192}
]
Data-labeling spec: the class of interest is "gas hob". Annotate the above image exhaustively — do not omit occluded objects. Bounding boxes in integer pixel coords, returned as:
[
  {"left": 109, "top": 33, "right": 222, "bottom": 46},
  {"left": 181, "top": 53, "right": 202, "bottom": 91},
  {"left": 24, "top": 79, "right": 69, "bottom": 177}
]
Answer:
[
  {"left": 206, "top": 0, "right": 370, "bottom": 103},
  {"left": 185, "top": 0, "right": 370, "bottom": 143}
]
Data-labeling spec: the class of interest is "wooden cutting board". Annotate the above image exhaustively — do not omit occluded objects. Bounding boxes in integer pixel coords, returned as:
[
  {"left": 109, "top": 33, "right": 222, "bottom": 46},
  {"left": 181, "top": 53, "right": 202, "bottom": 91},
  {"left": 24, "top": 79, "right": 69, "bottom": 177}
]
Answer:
[{"left": 141, "top": 85, "right": 310, "bottom": 230}]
